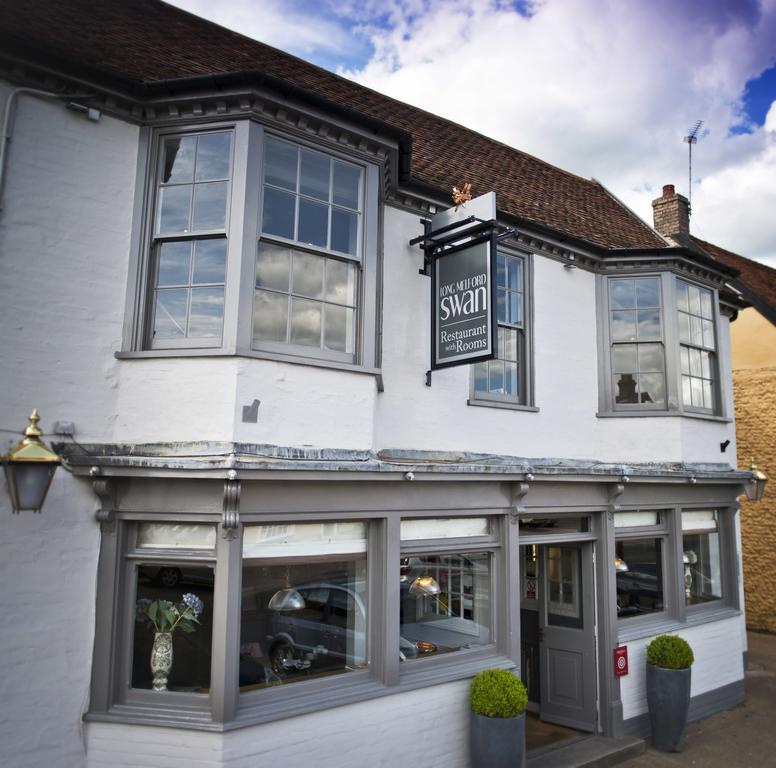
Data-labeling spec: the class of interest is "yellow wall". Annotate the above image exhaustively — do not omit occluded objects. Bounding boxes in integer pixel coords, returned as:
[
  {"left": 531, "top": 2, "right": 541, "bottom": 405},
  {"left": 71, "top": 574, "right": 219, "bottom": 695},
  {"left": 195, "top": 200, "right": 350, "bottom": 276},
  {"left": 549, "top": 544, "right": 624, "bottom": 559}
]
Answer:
[
  {"left": 731, "top": 307, "right": 776, "bottom": 370},
  {"left": 733, "top": 308, "right": 776, "bottom": 631}
]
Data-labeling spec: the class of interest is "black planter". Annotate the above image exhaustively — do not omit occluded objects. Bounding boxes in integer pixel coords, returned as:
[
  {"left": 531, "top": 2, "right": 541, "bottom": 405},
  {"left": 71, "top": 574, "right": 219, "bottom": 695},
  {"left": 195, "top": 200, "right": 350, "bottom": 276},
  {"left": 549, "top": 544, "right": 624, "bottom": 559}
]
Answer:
[
  {"left": 646, "top": 663, "right": 691, "bottom": 752},
  {"left": 470, "top": 710, "right": 525, "bottom": 768}
]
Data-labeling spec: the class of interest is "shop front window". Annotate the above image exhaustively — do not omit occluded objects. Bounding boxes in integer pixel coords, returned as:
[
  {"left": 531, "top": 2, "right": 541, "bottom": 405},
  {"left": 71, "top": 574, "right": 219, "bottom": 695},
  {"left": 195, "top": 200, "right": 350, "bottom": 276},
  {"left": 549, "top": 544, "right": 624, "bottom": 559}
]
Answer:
[
  {"left": 615, "top": 537, "right": 665, "bottom": 618},
  {"left": 682, "top": 511, "right": 722, "bottom": 605},
  {"left": 240, "top": 522, "right": 367, "bottom": 689}
]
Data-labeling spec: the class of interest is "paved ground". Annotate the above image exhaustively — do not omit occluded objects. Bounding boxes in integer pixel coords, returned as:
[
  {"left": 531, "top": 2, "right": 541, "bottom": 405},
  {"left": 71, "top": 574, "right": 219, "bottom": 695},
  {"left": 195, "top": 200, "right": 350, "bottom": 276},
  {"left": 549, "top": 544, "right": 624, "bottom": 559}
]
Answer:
[{"left": 618, "top": 631, "right": 776, "bottom": 768}]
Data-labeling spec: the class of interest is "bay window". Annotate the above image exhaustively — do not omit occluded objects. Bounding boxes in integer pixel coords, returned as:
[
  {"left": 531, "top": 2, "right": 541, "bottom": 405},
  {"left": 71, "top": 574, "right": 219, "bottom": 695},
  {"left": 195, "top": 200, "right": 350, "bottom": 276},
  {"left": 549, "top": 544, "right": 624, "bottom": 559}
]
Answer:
[
  {"left": 128, "top": 122, "right": 379, "bottom": 370},
  {"left": 599, "top": 273, "right": 723, "bottom": 417}
]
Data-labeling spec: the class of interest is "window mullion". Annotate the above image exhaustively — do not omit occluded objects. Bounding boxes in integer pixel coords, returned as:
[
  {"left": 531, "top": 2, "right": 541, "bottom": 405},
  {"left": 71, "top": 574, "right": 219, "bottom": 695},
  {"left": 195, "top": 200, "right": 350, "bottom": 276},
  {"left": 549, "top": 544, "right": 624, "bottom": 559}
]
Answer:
[{"left": 210, "top": 523, "right": 243, "bottom": 723}]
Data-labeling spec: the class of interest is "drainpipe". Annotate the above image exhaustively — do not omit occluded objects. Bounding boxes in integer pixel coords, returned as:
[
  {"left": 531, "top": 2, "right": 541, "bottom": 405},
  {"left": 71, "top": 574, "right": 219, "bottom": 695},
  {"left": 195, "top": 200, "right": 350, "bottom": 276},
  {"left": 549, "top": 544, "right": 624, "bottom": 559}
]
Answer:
[{"left": 0, "top": 87, "right": 98, "bottom": 211}]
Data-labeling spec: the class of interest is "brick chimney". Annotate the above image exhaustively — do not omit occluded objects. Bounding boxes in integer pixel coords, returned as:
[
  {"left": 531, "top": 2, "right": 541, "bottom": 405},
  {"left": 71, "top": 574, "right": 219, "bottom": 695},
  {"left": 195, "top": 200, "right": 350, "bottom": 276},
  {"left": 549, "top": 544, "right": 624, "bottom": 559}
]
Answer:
[{"left": 652, "top": 184, "right": 690, "bottom": 245}]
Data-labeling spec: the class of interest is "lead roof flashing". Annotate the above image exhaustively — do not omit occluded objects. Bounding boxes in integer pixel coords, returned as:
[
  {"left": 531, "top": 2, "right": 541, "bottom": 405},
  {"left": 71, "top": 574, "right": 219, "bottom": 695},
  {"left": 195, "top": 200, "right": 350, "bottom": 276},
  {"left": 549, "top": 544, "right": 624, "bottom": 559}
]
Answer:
[{"left": 58, "top": 442, "right": 750, "bottom": 483}]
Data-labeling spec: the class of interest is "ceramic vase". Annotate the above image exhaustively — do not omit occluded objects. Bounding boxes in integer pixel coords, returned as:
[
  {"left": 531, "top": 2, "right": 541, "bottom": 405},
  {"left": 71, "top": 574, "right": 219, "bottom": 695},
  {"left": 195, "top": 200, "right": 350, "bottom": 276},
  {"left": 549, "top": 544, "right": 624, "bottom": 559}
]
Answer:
[{"left": 151, "top": 631, "right": 173, "bottom": 691}]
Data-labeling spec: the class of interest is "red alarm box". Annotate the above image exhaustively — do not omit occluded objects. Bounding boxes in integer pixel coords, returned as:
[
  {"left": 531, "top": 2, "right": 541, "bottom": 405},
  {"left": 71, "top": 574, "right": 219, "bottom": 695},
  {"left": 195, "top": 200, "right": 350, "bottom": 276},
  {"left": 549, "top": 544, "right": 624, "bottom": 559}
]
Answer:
[{"left": 614, "top": 646, "right": 628, "bottom": 677}]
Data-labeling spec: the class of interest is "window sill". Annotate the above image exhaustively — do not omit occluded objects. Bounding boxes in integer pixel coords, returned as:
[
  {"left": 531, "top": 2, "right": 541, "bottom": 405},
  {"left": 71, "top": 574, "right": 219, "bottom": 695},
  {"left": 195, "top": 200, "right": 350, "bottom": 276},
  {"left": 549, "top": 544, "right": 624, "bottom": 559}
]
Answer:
[
  {"left": 597, "top": 410, "right": 731, "bottom": 423},
  {"left": 617, "top": 605, "right": 740, "bottom": 643},
  {"left": 115, "top": 349, "right": 382, "bottom": 380},
  {"left": 467, "top": 399, "right": 539, "bottom": 413},
  {"left": 86, "top": 652, "right": 513, "bottom": 733}
]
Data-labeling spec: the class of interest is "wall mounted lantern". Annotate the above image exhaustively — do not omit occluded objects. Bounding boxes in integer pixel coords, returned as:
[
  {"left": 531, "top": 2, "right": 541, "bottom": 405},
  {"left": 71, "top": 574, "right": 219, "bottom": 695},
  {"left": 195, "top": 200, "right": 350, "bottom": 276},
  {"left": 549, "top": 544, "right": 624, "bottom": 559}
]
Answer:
[
  {"left": 744, "top": 459, "right": 767, "bottom": 502},
  {"left": 1, "top": 409, "right": 61, "bottom": 513}
]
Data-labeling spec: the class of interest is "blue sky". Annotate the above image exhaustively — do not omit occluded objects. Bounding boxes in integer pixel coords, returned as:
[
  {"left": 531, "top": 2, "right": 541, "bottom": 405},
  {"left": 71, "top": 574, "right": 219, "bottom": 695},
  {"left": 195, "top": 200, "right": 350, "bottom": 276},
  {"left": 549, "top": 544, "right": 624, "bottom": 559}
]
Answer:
[{"left": 169, "top": 0, "right": 776, "bottom": 267}]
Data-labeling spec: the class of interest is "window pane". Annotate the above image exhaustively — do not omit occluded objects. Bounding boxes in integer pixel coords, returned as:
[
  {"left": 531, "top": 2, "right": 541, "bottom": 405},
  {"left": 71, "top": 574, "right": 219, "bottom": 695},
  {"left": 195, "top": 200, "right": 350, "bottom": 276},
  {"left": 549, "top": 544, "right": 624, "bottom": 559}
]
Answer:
[
  {"left": 682, "top": 375, "right": 692, "bottom": 405},
  {"left": 158, "top": 185, "right": 191, "bottom": 233},
  {"left": 132, "top": 565, "right": 213, "bottom": 691},
  {"left": 636, "top": 278, "right": 660, "bottom": 308},
  {"left": 299, "top": 149, "right": 330, "bottom": 201},
  {"left": 401, "top": 518, "right": 490, "bottom": 540},
  {"left": 192, "top": 239, "right": 226, "bottom": 284},
  {"left": 195, "top": 132, "right": 231, "bottom": 181},
  {"left": 292, "top": 251, "right": 324, "bottom": 299},
  {"left": 690, "top": 315, "right": 703, "bottom": 346},
  {"left": 683, "top": 530, "right": 722, "bottom": 605},
  {"left": 689, "top": 347, "right": 702, "bottom": 376},
  {"left": 680, "top": 346, "right": 691, "bottom": 374},
  {"left": 690, "top": 376, "right": 703, "bottom": 407},
  {"left": 676, "top": 280, "right": 689, "bottom": 312},
  {"left": 497, "top": 290, "right": 506, "bottom": 323},
  {"left": 678, "top": 312, "right": 691, "bottom": 343},
  {"left": 509, "top": 292, "right": 523, "bottom": 326},
  {"left": 614, "top": 511, "right": 659, "bottom": 528},
  {"left": 612, "top": 344, "right": 637, "bottom": 373},
  {"left": 610, "top": 279, "right": 635, "bottom": 309},
  {"left": 400, "top": 552, "right": 491, "bottom": 660},
  {"left": 508, "top": 257, "right": 522, "bottom": 291},
  {"left": 163, "top": 136, "right": 196, "bottom": 183},
  {"left": 264, "top": 138, "right": 298, "bottom": 191},
  {"left": 688, "top": 284, "right": 702, "bottom": 315},
  {"left": 547, "top": 546, "right": 581, "bottom": 626},
  {"left": 702, "top": 320, "right": 715, "bottom": 349},
  {"left": 682, "top": 510, "right": 717, "bottom": 532},
  {"left": 519, "top": 516, "right": 590, "bottom": 534},
  {"left": 188, "top": 287, "right": 224, "bottom": 337},
  {"left": 638, "top": 343, "right": 664, "bottom": 372},
  {"left": 137, "top": 523, "right": 217, "bottom": 549},
  {"left": 192, "top": 182, "right": 227, "bottom": 230},
  {"left": 497, "top": 252, "right": 506, "bottom": 289},
  {"left": 256, "top": 243, "right": 290, "bottom": 292},
  {"left": 262, "top": 187, "right": 295, "bottom": 239},
  {"left": 615, "top": 538, "right": 664, "bottom": 618},
  {"left": 701, "top": 350, "right": 712, "bottom": 379},
  {"left": 331, "top": 208, "right": 359, "bottom": 256},
  {"left": 637, "top": 309, "right": 661, "bottom": 340},
  {"left": 700, "top": 290, "right": 713, "bottom": 319},
  {"left": 240, "top": 556, "right": 367, "bottom": 688},
  {"left": 488, "top": 359, "right": 504, "bottom": 393},
  {"left": 253, "top": 290, "right": 288, "bottom": 342},
  {"left": 290, "top": 297, "right": 322, "bottom": 347},
  {"left": 324, "top": 304, "right": 354, "bottom": 353},
  {"left": 158, "top": 241, "right": 191, "bottom": 286},
  {"left": 325, "top": 259, "right": 357, "bottom": 306},
  {"left": 611, "top": 310, "right": 637, "bottom": 341},
  {"left": 153, "top": 289, "right": 188, "bottom": 338},
  {"left": 702, "top": 379, "right": 713, "bottom": 409},
  {"left": 504, "top": 327, "right": 518, "bottom": 362},
  {"left": 298, "top": 199, "right": 328, "bottom": 247},
  {"left": 243, "top": 522, "right": 367, "bottom": 557},
  {"left": 332, "top": 161, "right": 361, "bottom": 209},
  {"left": 638, "top": 372, "right": 665, "bottom": 405},
  {"left": 505, "top": 361, "right": 518, "bottom": 396}
]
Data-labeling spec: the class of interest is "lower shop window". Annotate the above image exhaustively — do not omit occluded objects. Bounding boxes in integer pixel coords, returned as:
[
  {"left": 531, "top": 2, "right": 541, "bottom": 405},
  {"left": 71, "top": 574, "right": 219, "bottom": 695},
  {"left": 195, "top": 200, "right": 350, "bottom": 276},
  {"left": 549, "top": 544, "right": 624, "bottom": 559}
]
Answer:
[
  {"left": 682, "top": 510, "right": 722, "bottom": 605},
  {"left": 239, "top": 522, "right": 367, "bottom": 689},
  {"left": 615, "top": 538, "right": 665, "bottom": 618}
]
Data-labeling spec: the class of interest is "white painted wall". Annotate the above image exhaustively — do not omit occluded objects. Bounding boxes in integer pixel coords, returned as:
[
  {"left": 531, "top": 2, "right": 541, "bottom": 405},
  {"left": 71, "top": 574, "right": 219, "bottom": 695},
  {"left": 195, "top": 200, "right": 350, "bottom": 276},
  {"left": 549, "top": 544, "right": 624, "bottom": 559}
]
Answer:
[
  {"left": 619, "top": 615, "right": 746, "bottom": 720},
  {"left": 374, "top": 206, "right": 736, "bottom": 464},
  {"left": 0, "top": 82, "right": 137, "bottom": 768},
  {"left": 85, "top": 679, "right": 472, "bottom": 768}
]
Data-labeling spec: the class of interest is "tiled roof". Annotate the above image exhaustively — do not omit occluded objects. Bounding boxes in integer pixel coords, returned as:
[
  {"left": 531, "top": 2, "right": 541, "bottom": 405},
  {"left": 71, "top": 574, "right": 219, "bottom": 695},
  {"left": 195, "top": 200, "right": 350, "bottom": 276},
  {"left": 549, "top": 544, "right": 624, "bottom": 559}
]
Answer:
[
  {"left": 0, "top": 0, "right": 667, "bottom": 251},
  {"left": 691, "top": 236, "right": 776, "bottom": 324}
]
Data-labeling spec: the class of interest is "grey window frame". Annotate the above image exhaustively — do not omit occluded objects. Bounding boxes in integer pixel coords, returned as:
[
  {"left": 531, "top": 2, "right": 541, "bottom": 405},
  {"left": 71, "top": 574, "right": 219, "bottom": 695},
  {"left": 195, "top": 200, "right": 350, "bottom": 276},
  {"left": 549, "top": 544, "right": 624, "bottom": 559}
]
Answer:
[
  {"left": 123, "top": 121, "right": 380, "bottom": 371},
  {"left": 597, "top": 272, "right": 726, "bottom": 418},
  {"left": 468, "top": 248, "right": 535, "bottom": 411},
  {"left": 90, "top": 508, "right": 514, "bottom": 728},
  {"left": 613, "top": 509, "right": 675, "bottom": 632}
]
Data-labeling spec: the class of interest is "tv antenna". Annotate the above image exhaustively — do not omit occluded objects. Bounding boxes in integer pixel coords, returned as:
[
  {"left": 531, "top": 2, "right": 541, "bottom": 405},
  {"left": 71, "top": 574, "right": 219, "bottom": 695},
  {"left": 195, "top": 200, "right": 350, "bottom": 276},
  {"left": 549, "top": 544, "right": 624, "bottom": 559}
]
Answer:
[{"left": 683, "top": 120, "right": 703, "bottom": 215}]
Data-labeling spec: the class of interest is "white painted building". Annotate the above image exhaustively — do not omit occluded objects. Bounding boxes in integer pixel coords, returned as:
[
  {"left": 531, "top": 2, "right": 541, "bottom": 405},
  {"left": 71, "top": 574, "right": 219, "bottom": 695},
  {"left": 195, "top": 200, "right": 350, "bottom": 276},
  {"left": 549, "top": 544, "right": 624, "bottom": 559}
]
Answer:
[{"left": 0, "top": 2, "right": 755, "bottom": 767}]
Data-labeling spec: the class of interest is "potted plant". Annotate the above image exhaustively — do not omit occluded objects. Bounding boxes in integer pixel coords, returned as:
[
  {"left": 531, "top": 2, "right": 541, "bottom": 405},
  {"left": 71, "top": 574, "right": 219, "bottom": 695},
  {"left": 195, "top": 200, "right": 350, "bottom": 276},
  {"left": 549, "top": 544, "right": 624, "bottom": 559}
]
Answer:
[
  {"left": 646, "top": 634, "right": 694, "bottom": 752},
  {"left": 469, "top": 668, "right": 528, "bottom": 768},
  {"left": 136, "top": 592, "right": 204, "bottom": 691}
]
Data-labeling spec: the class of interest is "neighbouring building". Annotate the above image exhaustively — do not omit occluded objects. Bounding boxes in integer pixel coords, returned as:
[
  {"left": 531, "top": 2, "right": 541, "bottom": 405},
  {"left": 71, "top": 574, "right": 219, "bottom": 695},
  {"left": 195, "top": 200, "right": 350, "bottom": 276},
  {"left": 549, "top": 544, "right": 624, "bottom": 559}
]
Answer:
[
  {"left": 652, "top": 185, "right": 776, "bottom": 633},
  {"left": 0, "top": 2, "right": 766, "bottom": 767}
]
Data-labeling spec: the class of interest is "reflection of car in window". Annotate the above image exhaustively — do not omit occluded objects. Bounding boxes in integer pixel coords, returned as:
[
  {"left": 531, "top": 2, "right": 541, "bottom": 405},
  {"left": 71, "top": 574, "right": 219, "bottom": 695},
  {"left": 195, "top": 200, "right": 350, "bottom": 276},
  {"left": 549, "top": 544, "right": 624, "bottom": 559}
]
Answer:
[
  {"left": 616, "top": 562, "right": 663, "bottom": 615},
  {"left": 266, "top": 582, "right": 437, "bottom": 676}
]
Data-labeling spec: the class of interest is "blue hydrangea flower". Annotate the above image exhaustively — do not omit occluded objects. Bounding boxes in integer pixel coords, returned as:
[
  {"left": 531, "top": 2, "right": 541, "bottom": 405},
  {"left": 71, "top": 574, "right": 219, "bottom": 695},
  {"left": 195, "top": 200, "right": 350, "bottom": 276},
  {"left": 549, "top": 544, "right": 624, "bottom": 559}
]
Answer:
[{"left": 182, "top": 592, "right": 204, "bottom": 617}]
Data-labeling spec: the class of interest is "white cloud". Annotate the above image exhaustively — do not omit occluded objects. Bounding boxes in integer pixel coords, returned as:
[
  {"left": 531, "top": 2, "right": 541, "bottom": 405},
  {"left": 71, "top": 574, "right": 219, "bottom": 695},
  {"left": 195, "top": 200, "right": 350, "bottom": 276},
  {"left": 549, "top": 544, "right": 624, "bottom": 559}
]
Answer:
[{"left": 343, "top": 0, "right": 776, "bottom": 266}]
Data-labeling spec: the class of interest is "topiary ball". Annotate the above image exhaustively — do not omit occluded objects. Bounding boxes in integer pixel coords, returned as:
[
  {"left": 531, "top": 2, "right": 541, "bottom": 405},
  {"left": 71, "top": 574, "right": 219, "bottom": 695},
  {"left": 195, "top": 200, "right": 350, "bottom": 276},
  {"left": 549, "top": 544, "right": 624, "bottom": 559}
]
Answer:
[
  {"left": 470, "top": 668, "right": 528, "bottom": 718},
  {"left": 646, "top": 634, "right": 694, "bottom": 670}
]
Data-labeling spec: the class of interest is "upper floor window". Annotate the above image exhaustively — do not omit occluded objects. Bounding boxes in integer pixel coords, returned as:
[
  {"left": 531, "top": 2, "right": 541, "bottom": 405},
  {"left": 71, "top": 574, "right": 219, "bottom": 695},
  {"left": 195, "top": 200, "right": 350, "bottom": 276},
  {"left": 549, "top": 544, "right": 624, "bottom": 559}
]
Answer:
[
  {"left": 599, "top": 273, "right": 722, "bottom": 417},
  {"left": 130, "top": 123, "right": 379, "bottom": 370},
  {"left": 471, "top": 251, "right": 532, "bottom": 408},
  {"left": 150, "top": 130, "right": 233, "bottom": 346}
]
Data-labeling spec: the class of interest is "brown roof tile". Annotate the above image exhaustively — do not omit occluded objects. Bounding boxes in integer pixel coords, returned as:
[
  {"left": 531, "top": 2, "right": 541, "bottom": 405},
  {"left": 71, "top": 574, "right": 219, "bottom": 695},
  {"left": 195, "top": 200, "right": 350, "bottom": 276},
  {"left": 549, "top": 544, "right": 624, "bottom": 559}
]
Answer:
[
  {"left": 691, "top": 236, "right": 776, "bottom": 322},
  {"left": 1, "top": 0, "right": 667, "bottom": 250}
]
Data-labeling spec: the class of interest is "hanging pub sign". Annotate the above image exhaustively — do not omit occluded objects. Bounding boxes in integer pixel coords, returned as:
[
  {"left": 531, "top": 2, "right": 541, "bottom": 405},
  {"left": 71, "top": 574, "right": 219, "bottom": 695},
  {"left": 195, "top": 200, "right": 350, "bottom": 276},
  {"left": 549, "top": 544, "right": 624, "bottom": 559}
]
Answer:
[{"left": 422, "top": 191, "right": 499, "bottom": 370}]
